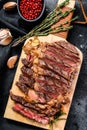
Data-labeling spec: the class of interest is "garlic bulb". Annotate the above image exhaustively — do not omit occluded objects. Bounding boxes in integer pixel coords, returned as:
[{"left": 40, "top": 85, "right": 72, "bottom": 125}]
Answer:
[
  {"left": 0, "top": 28, "right": 12, "bottom": 46},
  {"left": 3, "top": 2, "right": 17, "bottom": 11}
]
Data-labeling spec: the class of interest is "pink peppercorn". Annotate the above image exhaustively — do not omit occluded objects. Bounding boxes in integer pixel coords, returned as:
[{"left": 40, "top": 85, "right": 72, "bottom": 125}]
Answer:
[{"left": 19, "top": 0, "right": 43, "bottom": 20}]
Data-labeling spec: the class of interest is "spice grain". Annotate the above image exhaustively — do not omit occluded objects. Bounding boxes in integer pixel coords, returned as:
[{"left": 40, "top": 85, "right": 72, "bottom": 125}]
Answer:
[{"left": 19, "top": 0, "right": 43, "bottom": 20}]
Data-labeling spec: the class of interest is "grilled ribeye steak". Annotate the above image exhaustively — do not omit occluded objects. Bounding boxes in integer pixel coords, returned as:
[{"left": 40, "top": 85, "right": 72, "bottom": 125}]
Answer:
[{"left": 10, "top": 37, "right": 81, "bottom": 124}]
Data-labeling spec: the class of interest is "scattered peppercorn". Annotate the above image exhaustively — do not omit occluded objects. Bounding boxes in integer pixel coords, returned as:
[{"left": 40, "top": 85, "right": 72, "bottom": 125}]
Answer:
[{"left": 19, "top": 0, "right": 43, "bottom": 20}]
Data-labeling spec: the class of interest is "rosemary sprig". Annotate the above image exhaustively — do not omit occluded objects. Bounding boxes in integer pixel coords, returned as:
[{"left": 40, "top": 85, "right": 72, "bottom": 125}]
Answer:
[
  {"left": 49, "top": 110, "right": 66, "bottom": 130},
  {"left": 34, "top": 8, "right": 75, "bottom": 34},
  {"left": 12, "top": 0, "right": 76, "bottom": 47},
  {"left": 36, "top": 26, "right": 73, "bottom": 36},
  {"left": 34, "top": 16, "right": 78, "bottom": 36}
]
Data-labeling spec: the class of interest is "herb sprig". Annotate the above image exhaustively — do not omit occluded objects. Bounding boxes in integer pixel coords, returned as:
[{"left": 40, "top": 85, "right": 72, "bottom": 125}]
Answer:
[
  {"left": 49, "top": 110, "right": 66, "bottom": 130},
  {"left": 12, "top": 0, "right": 77, "bottom": 47}
]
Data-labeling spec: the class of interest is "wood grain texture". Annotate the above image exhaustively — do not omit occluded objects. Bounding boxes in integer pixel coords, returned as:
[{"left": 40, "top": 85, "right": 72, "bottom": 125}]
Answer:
[
  {"left": 54, "top": 0, "right": 75, "bottom": 39},
  {"left": 4, "top": 34, "right": 83, "bottom": 130}
]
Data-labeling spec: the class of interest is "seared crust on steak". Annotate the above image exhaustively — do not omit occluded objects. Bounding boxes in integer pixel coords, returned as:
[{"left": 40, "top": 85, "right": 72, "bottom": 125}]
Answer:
[
  {"left": 10, "top": 92, "right": 62, "bottom": 117},
  {"left": 12, "top": 103, "right": 50, "bottom": 124}
]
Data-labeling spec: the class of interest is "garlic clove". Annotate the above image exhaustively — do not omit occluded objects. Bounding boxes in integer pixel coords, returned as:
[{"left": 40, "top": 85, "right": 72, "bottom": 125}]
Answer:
[
  {"left": 0, "top": 28, "right": 12, "bottom": 46},
  {"left": 3, "top": 2, "right": 17, "bottom": 11},
  {"left": 7, "top": 55, "right": 18, "bottom": 69},
  {"left": 32, "top": 37, "right": 40, "bottom": 47}
]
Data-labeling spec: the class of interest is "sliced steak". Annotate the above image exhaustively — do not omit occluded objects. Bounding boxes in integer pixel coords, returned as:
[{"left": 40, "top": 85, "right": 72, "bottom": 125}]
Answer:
[
  {"left": 42, "top": 57, "right": 74, "bottom": 80},
  {"left": 21, "top": 66, "right": 33, "bottom": 78},
  {"left": 54, "top": 41, "right": 79, "bottom": 55},
  {"left": 11, "top": 39, "right": 81, "bottom": 124},
  {"left": 13, "top": 103, "right": 50, "bottom": 124},
  {"left": 10, "top": 92, "right": 62, "bottom": 116},
  {"left": 48, "top": 43, "right": 80, "bottom": 62},
  {"left": 45, "top": 48, "right": 78, "bottom": 67},
  {"left": 19, "top": 74, "right": 35, "bottom": 88},
  {"left": 21, "top": 58, "right": 33, "bottom": 67},
  {"left": 16, "top": 81, "right": 29, "bottom": 94}
]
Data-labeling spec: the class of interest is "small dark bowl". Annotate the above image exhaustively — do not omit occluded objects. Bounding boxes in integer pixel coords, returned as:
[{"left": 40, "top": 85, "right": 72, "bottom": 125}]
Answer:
[{"left": 17, "top": 0, "right": 45, "bottom": 22}]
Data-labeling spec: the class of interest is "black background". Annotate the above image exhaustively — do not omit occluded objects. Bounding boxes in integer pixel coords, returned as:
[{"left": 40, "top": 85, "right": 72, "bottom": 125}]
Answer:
[{"left": 0, "top": 0, "right": 87, "bottom": 130}]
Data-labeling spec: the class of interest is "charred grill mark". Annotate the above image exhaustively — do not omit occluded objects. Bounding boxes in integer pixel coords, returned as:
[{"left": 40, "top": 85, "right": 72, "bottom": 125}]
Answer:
[
  {"left": 21, "top": 66, "right": 33, "bottom": 77},
  {"left": 55, "top": 41, "right": 79, "bottom": 55},
  {"left": 16, "top": 82, "right": 29, "bottom": 94},
  {"left": 43, "top": 57, "right": 74, "bottom": 73},
  {"left": 21, "top": 58, "right": 33, "bottom": 67},
  {"left": 19, "top": 74, "right": 35, "bottom": 88},
  {"left": 48, "top": 43, "right": 80, "bottom": 62},
  {"left": 10, "top": 92, "right": 62, "bottom": 117},
  {"left": 12, "top": 103, "right": 50, "bottom": 124},
  {"left": 45, "top": 48, "right": 77, "bottom": 67},
  {"left": 39, "top": 86, "right": 66, "bottom": 99},
  {"left": 40, "top": 58, "right": 72, "bottom": 81},
  {"left": 39, "top": 61, "right": 70, "bottom": 86},
  {"left": 10, "top": 92, "right": 46, "bottom": 108},
  {"left": 36, "top": 78, "right": 67, "bottom": 95}
]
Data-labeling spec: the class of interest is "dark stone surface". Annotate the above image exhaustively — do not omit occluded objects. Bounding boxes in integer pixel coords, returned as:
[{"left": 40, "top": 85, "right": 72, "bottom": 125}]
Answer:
[{"left": 0, "top": 0, "right": 87, "bottom": 130}]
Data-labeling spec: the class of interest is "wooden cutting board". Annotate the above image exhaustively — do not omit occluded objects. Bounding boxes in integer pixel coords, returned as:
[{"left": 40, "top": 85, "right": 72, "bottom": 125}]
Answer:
[
  {"left": 4, "top": 34, "right": 83, "bottom": 130},
  {"left": 4, "top": 1, "right": 83, "bottom": 130},
  {"left": 54, "top": 0, "right": 76, "bottom": 38}
]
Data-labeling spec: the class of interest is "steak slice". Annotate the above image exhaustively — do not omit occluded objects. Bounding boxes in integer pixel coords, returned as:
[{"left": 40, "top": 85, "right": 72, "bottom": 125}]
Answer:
[
  {"left": 21, "top": 66, "right": 33, "bottom": 77},
  {"left": 21, "top": 58, "right": 33, "bottom": 67},
  {"left": 55, "top": 41, "right": 79, "bottom": 55},
  {"left": 45, "top": 48, "right": 78, "bottom": 67},
  {"left": 16, "top": 81, "right": 29, "bottom": 94},
  {"left": 19, "top": 74, "right": 35, "bottom": 88},
  {"left": 48, "top": 43, "right": 80, "bottom": 62},
  {"left": 41, "top": 57, "right": 74, "bottom": 80},
  {"left": 13, "top": 103, "right": 50, "bottom": 124}
]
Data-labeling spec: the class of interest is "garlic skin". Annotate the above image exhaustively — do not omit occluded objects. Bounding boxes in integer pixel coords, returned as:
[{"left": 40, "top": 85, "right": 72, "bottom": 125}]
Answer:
[
  {"left": 3, "top": 2, "right": 17, "bottom": 11},
  {"left": 0, "top": 29, "right": 12, "bottom": 46},
  {"left": 7, "top": 55, "right": 18, "bottom": 69}
]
